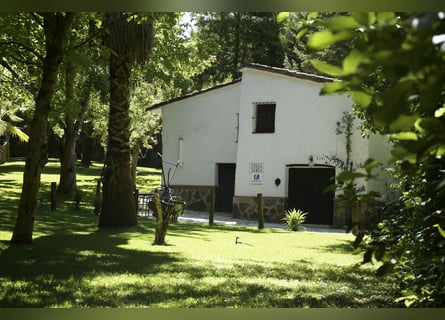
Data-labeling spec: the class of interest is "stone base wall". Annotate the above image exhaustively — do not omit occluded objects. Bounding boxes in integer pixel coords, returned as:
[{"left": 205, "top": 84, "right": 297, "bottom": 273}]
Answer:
[
  {"left": 233, "top": 196, "right": 287, "bottom": 223},
  {"left": 170, "top": 186, "right": 355, "bottom": 228},
  {"left": 171, "top": 185, "right": 214, "bottom": 212}
]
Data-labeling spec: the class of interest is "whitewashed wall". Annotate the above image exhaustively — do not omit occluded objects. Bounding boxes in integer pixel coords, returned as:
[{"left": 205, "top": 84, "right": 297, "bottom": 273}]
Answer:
[
  {"left": 158, "top": 65, "right": 391, "bottom": 203},
  {"left": 161, "top": 82, "right": 240, "bottom": 186},
  {"left": 234, "top": 68, "right": 366, "bottom": 198},
  {"left": 367, "top": 133, "right": 394, "bottom": 197}
]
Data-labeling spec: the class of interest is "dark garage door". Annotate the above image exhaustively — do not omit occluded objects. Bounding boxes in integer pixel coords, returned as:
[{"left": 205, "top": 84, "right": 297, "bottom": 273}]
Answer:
[
  {"left": 216, "top": 163, "right": 236, "bottom": 212},
  {"left": 288, "top": 166, "right": 335, "bottom": 225}
]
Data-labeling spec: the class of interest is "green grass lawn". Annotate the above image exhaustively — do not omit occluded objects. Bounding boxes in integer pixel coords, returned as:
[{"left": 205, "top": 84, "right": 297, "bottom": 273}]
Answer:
[{"left": 0, "top": 159, "right": 398, "bottom": 307}]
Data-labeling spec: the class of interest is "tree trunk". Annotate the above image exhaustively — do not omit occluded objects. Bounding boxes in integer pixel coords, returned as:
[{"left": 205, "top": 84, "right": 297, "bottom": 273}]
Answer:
[
  {"left": 153, "top": 193, "right": 174, "bottom": 245},
  {"left": 98, "top": 53, "right": 137, "bottom": 227},
  {"left": 79, "top": 133, "right": 99, "bottom": 167},
  {"left": 11, "top": 13, "right": 75, "bottom": 244},
  {"left": 58, "top": 67, "right": 91, "bottom": 193},
  {"left": 130, "top": 140, "right": 141, "bottom": 186},
  {"left": 58, "top": 124, "right": 78, "bottom": 193},
  {"left": 58, "top": 64, "right": 77, "bottom": 193},
  {"left": 351, "top": 203, "right": 359, "bottom": 236}
]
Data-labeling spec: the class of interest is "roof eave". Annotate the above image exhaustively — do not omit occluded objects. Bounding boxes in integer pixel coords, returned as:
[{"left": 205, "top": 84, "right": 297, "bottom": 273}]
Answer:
[
  {"left": 240, "top": 63, "right": 335, "bottom": 83},
  {"left": 147, "top": 79, "right": 241, "bottom": 111}
]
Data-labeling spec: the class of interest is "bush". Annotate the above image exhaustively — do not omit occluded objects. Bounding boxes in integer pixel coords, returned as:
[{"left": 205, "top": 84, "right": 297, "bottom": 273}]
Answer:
[
  {"left": 170, "top": 203, "right": 184, "bottom": 222},
  {"left": 282, "top": 209, "right": 308, "bottom": 231}
]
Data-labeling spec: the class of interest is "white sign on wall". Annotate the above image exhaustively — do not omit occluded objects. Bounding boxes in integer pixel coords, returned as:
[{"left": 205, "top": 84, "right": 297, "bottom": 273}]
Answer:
[{"left": 250, "top": 162, "right": 264, "bottom": 184}]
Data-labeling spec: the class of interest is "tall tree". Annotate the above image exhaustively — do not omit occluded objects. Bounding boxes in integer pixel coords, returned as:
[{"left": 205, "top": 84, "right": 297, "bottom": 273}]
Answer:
[
  {"left": 127, "top": 13, "right": 210, "bottom": 176},
  {"left": 85, "top": 13, "right": 208, "bottom": 179},
  {"left": 55, "top": 17, "right": 103, "bottom": 193},
  {"left": 191, "top": 12, "right": 285, "bottom": 90},
  {"left": 10, "top": 12, "right": 75, "bottom": 244},
  {"left": 128, "top": 79, "right": 161, "bottom": 182},
  {"left": 280, "top": 12, "right": 354, "bottom": 74},
  {"left": 98, "top": 12, "right": 154, "bottom": 227}
]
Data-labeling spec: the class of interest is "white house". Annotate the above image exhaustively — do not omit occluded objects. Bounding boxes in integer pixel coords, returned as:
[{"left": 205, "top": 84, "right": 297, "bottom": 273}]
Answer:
[{"left": 150, "top": 64, "right": 392, "bottom": 225}]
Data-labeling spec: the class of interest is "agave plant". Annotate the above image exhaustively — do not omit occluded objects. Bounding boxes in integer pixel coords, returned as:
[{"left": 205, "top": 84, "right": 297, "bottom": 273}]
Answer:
[{"left": 282, "top": 208, "right": 308, "bottom": 231}]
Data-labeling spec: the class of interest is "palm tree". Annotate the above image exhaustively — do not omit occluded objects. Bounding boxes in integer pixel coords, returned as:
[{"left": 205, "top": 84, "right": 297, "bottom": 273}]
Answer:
[
  {"left": 0, "top": 108, "right": 29, "bottom": 163},
  {"left": 0, "top": 109, "right": 29, "bottom": 143},
  {"left": 98, "top": 12, "right": 154, "bottom": 227}
]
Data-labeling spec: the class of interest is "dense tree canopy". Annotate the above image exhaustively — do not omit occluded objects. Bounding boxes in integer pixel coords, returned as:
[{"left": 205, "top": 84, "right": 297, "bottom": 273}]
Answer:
[
  {"left": 190, "top": 12, "right": 285, "bottom": 89},
  {"left": 300, "top": 11, "right": 445, "bottom": 307},
  {"left": 281, "top": 12, "right": 354, "bottom": 74}
]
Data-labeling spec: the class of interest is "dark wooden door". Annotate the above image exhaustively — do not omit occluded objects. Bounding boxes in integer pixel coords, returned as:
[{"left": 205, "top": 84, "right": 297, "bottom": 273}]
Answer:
[
  {"left": 288, "top": 167, "right": 335, "bottom": 225},
  {"left": 216, "top": 163, "right": 236, "bottom": 212}
]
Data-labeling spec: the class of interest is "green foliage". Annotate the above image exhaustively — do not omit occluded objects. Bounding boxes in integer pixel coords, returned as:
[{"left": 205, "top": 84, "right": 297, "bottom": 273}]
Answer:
[
  {"left": 280, "top": 12, "right": 354, "bottom": 74},
  {"left": 170, "top": 202, "right": 185, "bottom": 222},
  {"left": 0, "top": 13, "right": 42, "bottom": 144},
  {"left": 282, "top": 208, "right": 308, "bottom": 231},
  {"left": 0, "top": 108, "right": 29, "bottom": 143},
  {"left": 191, "top": 12, "right": 285, "bottom": 89},
  {"left": 327, "top": 110, "right": 380, "bottom": 234},
  {"left": 304, "top": 12, "right": 445, "bottom": 307}
]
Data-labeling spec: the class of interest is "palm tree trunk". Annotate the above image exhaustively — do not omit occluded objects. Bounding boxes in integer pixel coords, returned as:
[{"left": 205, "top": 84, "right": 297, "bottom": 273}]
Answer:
[
  {"left": 130, "top": 140, "right": 141, "bottom": 185},
  {"left": 98, "top": 54, "right": 137, "bottom": 227},
  {"left": 11, "top": 13, "right": 75, "bottom": 244}
]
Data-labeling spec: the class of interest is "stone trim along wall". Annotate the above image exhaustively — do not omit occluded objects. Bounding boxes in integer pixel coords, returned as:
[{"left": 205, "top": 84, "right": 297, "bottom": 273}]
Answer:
[
  {"left": 171, "top": 185, "right": 347, "bottom": 227},
  {"left": 233, "top": 196, "right": 350, "bottom": 227},
  {"left": 171, "top": 185, "right": 288, "bottom": 222},
  {"left": 233, "top": 195, "right": 287, "bottom": 223},
  {"left": 171, "top": 185, "right": 215, "bottom": 212}
]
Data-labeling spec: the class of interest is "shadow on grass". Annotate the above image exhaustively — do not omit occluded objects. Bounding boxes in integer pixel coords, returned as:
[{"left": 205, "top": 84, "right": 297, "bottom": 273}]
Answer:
[
  {"left": 0, "top": 229, "right": 397, "bottom": 307},
  {"left": 0, "top": 202, "right": 398, "bottom": 307},
  {"left": 0, "top": 230, "right": 179, "bottom": 278},
  {"left": 314, "top": 239, "right": 355, "bottom": 255},
  {"left": 0, "top": 227, "right": 185, "bottom": 307},
  {"left": 0, "top": 164, "right": 25, "bottom": 176}
]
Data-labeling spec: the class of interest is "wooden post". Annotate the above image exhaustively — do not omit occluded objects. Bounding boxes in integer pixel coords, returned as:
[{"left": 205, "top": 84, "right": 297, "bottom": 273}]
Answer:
[
  {"left": 351, "top": 203, "right": 359, "bottom": 236},
  {"left": 94, "top": 179, "right": 101, "bottom": 215},
  {"left": 134, "top": 189, "right": 139, "bottom": 215},
  {"left": 50, "top": 182, "right": 57, "bottom": 210},
  {"left": 95, "top": 179, "right": 101, "bottom": 198},
  {"left": 209, "top": 188, "right": 215, "bottom": 225},
  {"left": 257, "top": 193, "right": 264, "bottom": 229}
]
